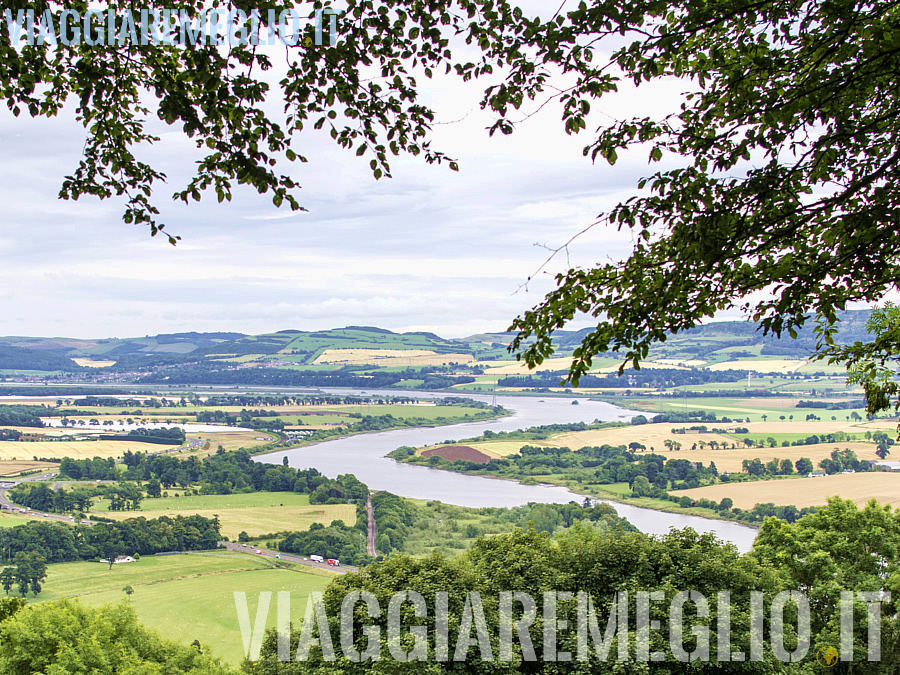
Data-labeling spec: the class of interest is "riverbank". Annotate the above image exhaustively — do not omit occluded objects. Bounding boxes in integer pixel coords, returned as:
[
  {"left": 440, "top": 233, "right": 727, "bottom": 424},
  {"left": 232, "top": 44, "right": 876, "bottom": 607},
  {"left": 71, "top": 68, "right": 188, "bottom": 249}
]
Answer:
[
  {"left": 247, "top": 405, "right": 513, "bottom": 457},
  {"left": 256, "top": 393, "right": 758, "bottom": 551},
  {"left": 391, "top": 455, "right": 749, "bottom": 527}
]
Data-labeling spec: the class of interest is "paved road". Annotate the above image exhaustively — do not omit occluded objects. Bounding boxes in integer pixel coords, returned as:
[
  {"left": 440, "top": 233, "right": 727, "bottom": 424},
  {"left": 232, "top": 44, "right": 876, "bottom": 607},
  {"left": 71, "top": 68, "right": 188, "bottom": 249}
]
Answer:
[
  {"left": 218, "top": 541, "right": 356, "bottom": 574},
  {"left": 366, "top": 494, "right": 377, "bottom": 557},
  {"left": 0, "top": 472, "right": 88, "bottom": 524}
]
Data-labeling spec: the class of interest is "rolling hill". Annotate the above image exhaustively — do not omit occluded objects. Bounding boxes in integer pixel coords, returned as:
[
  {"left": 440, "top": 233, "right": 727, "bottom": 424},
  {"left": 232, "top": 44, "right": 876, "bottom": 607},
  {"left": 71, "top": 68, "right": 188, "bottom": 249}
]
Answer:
[{"left": 0, "top": 311, "right": 874, "bottom": 382}]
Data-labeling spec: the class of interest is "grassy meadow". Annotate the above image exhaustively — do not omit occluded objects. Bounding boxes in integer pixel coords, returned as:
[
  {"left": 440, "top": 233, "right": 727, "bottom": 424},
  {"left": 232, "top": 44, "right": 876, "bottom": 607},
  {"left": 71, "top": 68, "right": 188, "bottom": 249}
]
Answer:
[
  {"left": 91, "top": 491, "right": 357, "bottom": 540},
  {"left": 36, "top": 552, "right": 335, "bottom": 665}
]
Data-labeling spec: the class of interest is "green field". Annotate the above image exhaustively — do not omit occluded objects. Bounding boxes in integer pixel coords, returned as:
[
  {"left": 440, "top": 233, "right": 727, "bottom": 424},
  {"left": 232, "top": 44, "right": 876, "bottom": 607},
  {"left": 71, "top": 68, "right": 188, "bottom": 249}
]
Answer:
[
  {"left": 0, "top": 511, "right": 45, "bottom": 527},
  {"left": 90, "top": 491, "right": 312, "bottom": 513},
  {"left": 37, "top": 552, "right": 334, "bottom": 665},
  {"left": 91, "top": 491, "right": 357, "bottom": 540}
]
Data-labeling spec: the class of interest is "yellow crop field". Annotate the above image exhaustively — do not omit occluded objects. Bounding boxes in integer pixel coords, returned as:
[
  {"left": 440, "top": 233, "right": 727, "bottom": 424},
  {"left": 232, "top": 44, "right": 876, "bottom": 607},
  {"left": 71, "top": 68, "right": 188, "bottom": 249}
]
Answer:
[
  {"left": 466, "top": 435, "right": 883, "bottom": 473},
  {"left": 71, "top": 358, "right": 116, "bottom": 367},
  {"left": 673, "top": 472, "right": 900, "bottom": 509},
  {"left": 655, "top": 358, "right": 708, "bottom": 367},
  {"left": 0, "top": 440, "right": 178, "bottom": 460},
  {"left": 551, "top": 424, "right": 734, "bottom": 453},
  {"left": 0, "top": 397, "right": 60, "bottom": 406},
  {"left": 184, "top": 431, "right": 274, "bottom": 453},
  {"left": 639, "top": 442, "right": 881, "bottom": 474},
  {"left": 314, "top": 348, "right": 474, "bottom": 365},
  {"left": 707, "top": 359, "right": 807, "bottom": 372},
  {"left": 429, "top": 440, "right": 557, "bottom": 458},
  {"left": 0, "top": 460, "right": 57, "bottom": 476},
  {"left": 551, "top": 420, "right": 892, "bottom": 451},
  {"left": 99, "top": 503, "right": 357, "bottom": 540}
]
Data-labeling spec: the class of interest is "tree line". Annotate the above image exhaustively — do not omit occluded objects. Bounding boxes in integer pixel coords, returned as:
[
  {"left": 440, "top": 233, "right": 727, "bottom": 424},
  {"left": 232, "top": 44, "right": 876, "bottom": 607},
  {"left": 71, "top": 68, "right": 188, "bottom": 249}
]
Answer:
[
  {"left": 399, "top": 443, "right": 720, "bottom": 493},
  {"left": 10, "top": 482, "right": 143, "bottom": 514},
  {"left": 0, "top": 515, "right": 220, "bottom": 565},
  {"left": 60, "top": 449, "right": 369, "bottom": 504},
  {"left": 498, "top": 368, "right": 751, "bottom": 389}
]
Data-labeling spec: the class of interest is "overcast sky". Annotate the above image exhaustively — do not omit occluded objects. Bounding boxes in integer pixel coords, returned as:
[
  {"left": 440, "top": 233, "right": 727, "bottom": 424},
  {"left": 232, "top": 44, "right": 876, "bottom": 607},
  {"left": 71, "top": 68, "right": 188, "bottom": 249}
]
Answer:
[{"left": 0, "top": 6, "right": 703, "bottom": 340}]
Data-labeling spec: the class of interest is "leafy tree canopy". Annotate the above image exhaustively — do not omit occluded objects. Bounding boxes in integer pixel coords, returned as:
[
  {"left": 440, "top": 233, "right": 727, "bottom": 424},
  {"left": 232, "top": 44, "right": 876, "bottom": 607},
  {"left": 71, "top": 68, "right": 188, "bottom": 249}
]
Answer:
[
  {"left": 0, "top": 598, "right": 234, "bottom": 673},
  {"left": 495, "top": 0, "right": 900, "bottom": 402},
  {"left": 0, "top": 0, "right": 476, "bottom": 241}
]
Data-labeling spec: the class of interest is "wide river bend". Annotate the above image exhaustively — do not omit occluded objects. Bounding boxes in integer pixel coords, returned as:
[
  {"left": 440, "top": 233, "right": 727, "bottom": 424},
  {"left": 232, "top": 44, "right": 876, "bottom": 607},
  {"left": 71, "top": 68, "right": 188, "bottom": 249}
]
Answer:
[{"left": 256, "top": 389, "right": 757, "bottom": 552}]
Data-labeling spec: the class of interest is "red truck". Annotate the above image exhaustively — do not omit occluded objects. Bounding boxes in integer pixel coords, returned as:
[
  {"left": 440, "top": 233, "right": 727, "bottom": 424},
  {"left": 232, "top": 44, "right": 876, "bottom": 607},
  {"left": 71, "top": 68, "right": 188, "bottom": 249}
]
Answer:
[{"left": 326, "top": 559, "right": 340, "bottom": 566}]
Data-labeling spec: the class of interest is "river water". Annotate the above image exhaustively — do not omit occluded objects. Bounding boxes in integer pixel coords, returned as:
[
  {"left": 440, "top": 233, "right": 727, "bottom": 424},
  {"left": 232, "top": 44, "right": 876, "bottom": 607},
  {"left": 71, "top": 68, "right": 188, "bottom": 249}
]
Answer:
[{"left": 256, "top": 389, "right": 757, "bottom": 552}]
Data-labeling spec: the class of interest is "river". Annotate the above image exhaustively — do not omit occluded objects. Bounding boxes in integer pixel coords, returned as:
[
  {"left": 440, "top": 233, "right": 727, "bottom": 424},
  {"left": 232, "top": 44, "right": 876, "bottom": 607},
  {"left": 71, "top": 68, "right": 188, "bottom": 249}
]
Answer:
[{"left": 256, "top": 389, "right": 757, "bottom": 552}]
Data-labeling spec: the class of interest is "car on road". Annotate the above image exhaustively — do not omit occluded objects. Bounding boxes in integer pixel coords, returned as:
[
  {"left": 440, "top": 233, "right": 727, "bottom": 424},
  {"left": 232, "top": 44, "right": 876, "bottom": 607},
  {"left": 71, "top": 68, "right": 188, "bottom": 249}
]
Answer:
[{"left": 255, "top": 549, "right": 262, "bottom": 554}]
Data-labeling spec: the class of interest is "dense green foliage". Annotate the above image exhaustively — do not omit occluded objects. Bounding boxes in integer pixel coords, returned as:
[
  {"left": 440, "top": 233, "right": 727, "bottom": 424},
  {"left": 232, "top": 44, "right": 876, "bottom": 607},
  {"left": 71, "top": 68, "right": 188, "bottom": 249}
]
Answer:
[
  {"left": 10, "top": 481, "right": 143, "bottom": 513},
  {"left": 0, "top": 551, "right": 48, "bottom": 598},
  {"left": 279, "top": 519, "right": 372, "bottom": 567},
  {"left": 0, "top": 599, "right": 233, "bottom": 673},
  {"left": 60, "top": 449, "right": 368, "bottom": 503},
  {"left": 0, "top": 515, "right": 220, "bottom": 563},
  {"left": 494, "top": 0, "right": 900, "bottom": 400},
  {"left": 58, "top": 456, "right": 119, "bottom": 480},
  {"left": 0, "top": 406, "right": 45, "bottom": 428},
  {"left": 248, "top": 525, "right": 782, "bottom": 672},
  {"left": 245, "top": 499, "right": 900, "bottom": 671},
  {"left": 0, "top": 346, "right": 82, "bottom": 372},
  {"left": 754, "top": 499, "right": 900, "bottom": 668}
]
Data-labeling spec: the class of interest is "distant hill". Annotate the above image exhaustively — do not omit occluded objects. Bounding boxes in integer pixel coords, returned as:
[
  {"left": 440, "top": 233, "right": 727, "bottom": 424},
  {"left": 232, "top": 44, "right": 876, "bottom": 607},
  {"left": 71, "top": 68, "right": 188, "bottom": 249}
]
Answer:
[
  {"left": 0, "top": 310, "right": 875, "bottom": 375},
  {"left": 0, "top": 345, "right": 82, "bottom": 372}
]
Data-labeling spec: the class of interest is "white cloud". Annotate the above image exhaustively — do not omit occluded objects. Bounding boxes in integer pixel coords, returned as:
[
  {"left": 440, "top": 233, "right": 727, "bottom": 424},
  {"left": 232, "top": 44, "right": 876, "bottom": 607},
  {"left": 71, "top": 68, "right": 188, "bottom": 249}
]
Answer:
[{"left": 0, "top": 22, "right": 699, "bottom": 339}]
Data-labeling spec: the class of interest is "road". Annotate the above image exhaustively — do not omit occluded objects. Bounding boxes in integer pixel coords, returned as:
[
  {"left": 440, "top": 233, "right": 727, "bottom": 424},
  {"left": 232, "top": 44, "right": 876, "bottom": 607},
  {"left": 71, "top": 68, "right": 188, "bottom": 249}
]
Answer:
[
  {"left": 217, "top": 541, "right": 356, "bottom": 574},
  {"left": 0, "top": 471, "right": 89, "bottom": 524},
  {"left": 366, "top": 494, "right": 377, "bottom": 557}
]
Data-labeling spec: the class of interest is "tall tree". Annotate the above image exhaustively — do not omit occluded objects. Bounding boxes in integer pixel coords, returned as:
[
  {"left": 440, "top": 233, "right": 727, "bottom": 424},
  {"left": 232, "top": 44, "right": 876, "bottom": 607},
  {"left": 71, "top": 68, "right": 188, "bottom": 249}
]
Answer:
[{"left": 470, "top": 0, "right": 900, "bottom": 399}]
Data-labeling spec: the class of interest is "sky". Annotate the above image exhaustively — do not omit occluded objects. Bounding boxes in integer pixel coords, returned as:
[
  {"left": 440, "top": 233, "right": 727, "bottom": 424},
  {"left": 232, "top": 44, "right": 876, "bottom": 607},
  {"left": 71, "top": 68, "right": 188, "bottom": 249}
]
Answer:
[{"left": 0, "top": 4, "right": 695, "bottom": 340}]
